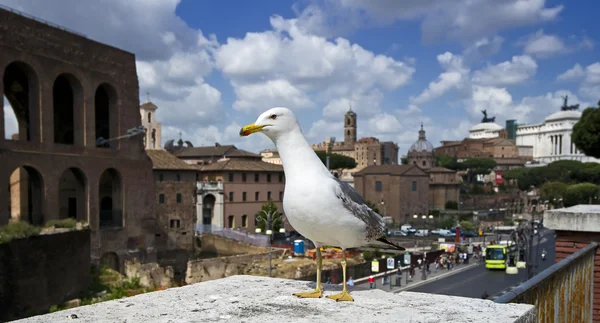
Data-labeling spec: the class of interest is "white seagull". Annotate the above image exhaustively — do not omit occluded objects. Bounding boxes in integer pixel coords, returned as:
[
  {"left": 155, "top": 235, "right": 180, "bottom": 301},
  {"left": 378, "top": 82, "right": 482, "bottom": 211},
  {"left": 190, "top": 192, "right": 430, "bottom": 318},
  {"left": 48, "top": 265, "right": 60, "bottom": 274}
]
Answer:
[{"left": 240, "top": 107, "right": 405, "bottom": 302}]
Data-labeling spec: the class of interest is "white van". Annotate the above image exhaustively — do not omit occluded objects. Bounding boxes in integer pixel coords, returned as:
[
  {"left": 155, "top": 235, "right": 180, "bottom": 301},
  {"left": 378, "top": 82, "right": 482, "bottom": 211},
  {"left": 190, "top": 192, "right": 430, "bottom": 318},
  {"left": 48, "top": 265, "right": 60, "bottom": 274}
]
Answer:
[{"left": 415, "top": 229, "right": 429, "bottom": 236}]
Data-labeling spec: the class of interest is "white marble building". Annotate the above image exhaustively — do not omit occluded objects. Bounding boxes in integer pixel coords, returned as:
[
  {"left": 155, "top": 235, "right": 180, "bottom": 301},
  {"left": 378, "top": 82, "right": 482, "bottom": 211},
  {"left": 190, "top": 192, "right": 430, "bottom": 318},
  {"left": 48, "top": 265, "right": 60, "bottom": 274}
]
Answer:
[
  {"left": 469, "top": 122, "right": 504, "bottom": 139},
  {"left": 516, "top": 110, "right": 599, "bottom": 163}
]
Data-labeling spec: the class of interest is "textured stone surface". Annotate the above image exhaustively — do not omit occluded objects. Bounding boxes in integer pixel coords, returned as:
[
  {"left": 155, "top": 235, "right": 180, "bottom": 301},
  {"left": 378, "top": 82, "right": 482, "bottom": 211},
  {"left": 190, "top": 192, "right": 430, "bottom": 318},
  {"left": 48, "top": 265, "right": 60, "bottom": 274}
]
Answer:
[
  {"left": 545, "top": 205, "right": 600, "bottom": 232},
  {"left": 16, "top": 275, "right": 535, "bottom": 323}
]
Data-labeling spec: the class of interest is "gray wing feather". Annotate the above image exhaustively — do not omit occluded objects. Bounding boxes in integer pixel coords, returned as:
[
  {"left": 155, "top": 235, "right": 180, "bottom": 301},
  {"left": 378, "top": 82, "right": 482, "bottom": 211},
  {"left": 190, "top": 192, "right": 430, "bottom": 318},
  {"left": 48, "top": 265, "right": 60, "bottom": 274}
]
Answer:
[{"left": 333, "top": 177, "right": 386, "bottom": 241}]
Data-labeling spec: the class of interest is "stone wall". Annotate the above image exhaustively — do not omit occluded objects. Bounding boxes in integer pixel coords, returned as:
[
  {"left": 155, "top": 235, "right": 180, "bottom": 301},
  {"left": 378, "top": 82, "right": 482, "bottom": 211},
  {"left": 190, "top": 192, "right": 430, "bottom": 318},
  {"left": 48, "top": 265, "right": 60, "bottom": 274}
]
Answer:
[
  {"left": 200, "top": 233, "right": 270, "bottom": 256},
  {"left": 0, "top": 230, "right": 91, "bottom": 320},
  {"left": 185, "top": 250, "right": 285, "bottom": 284},
  {"left": 545, "top": 205, "right": 600, "bottom": 322}
]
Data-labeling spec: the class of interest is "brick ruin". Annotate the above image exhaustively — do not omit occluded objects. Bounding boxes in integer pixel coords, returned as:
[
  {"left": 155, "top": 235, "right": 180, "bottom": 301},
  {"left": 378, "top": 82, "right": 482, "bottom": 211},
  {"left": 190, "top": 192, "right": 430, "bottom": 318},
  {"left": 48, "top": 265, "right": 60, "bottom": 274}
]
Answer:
[{"left": 0, "top": 7, "right": 156, "bottom": 270}]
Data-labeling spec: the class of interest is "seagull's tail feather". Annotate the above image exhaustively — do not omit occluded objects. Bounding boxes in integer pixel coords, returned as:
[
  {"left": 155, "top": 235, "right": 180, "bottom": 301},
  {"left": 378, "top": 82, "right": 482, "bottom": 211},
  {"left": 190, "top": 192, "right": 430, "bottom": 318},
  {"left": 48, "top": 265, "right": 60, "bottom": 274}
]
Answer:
[{"left": 376, "top": 237, "right": 406, "bottom": 251}]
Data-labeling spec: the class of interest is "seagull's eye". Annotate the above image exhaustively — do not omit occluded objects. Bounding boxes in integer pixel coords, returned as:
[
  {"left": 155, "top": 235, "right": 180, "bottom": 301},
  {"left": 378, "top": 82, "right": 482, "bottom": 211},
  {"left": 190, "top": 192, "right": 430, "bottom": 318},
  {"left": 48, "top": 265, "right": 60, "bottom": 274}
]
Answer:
[{"left": 269, "top": 114, "right": 278, "bottom": 120}]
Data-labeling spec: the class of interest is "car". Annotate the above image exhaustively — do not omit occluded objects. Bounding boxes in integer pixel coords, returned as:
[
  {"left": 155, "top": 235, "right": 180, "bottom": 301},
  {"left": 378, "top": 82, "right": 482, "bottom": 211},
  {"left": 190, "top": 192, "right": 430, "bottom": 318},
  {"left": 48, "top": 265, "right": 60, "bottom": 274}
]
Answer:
[
  {"left": 461, "top": 231, "right": 478, "bottom": 238},
  {"left": 388, "top": 230, "right": 407, "bottom": 237},
  {"left": 430, "top": 229, "right": 441, "bottom": 235}
]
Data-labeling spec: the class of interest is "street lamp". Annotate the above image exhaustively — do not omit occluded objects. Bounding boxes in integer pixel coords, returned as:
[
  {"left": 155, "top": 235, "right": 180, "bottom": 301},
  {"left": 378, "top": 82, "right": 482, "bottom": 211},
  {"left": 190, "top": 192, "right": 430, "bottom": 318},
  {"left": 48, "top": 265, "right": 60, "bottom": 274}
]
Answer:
[
  {"left": 255, "top": 209, "right": 285, "bottom": 277},
  {"left": 325, "top": 136, "right": 336, "bottom": 170}
]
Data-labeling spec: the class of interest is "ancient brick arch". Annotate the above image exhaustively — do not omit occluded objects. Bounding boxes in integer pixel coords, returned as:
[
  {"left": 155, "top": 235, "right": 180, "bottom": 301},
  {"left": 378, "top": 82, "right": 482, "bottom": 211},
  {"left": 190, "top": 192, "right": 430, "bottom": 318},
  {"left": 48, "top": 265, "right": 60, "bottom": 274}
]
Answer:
[
  {"left": 2, "top": 60, "right": 40, "bottom": 141},
  {"left": 99, "top": 168, "right": 123, "bottom": 228},
  {"left": 7, "top": 164, "right": 45, "bottom": 225},
  {"left": 94, "top": 83, "right": 118, "bottom": 149},
  {"left": 52, "top": 73, "right": 84, "bottom": 146},
  {"left": 58, "top": 167, "right": 88, "bottom": 222}
]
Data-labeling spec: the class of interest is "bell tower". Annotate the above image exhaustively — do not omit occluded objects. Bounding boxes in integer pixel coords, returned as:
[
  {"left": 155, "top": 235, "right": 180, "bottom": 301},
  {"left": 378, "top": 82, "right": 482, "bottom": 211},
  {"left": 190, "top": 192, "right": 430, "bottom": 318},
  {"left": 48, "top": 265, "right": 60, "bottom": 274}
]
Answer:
[{"left": 344, "top": 105, "right": 357, "bottom": 146}]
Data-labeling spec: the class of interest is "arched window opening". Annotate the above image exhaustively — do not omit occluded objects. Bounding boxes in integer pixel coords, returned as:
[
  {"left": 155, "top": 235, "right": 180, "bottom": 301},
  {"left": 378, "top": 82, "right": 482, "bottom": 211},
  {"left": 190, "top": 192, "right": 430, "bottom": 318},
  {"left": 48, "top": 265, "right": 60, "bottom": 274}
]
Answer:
[
  {"left": 202, "top": 194, "right": 216, "bottom": 226},
  {"left": 4, "top": 62, "right": 39, "bottom": 141},
  {"left": 58, "top": 168, "right": 87, "bottom": 221},
  {"left": 151, "top": 129, "right": 156, "bottom": 148},
  {"left": 8, "top": 166, "right": 44, "bottom": 225},
  {"left": 95, "top": 84, "right": 116, "bottom": 149},
  {"left": 99, "top": 168, "right": 123, "bottom": 228},
  {"left": 53, "top": 75, "right": 76, "bottom": 144}
]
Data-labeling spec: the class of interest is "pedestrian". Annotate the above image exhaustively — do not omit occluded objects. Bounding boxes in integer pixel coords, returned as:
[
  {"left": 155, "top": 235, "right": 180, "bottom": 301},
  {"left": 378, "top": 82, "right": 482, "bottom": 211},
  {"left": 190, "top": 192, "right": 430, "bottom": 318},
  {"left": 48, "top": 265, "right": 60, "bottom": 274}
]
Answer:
[
  {"left": 348, "top": 276, "right": 354, "bottom": 287},
  {"left": 417, "top": 257, "right": 422, "bottom": 269}
]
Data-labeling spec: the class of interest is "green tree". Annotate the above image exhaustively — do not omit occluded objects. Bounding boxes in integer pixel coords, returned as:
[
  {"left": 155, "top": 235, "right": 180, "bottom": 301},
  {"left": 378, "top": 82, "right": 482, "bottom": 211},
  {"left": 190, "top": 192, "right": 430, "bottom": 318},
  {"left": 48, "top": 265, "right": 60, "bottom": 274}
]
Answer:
[
  {"left": 436, "top": 154, "right": 466, "bottom": 171},
  {"left": 459, "top": 220, "right": 476, "bottom": 232},
  {"left": 564, "top": 183, "right": 600, "bottom": 207},
  {"left": 545, "top": 160, "right": 585, "bottom": 182},
  {"left": 572, "top": 102, "right": 600, "bottom": 159},
  {"left": 401, "top": 157, "right": 408, "bottom": 165},
  {"left": 572, "top": 163, "right": 600, "bottom": 185},
  {"left": 365, "top": 200, "right": 381, "bottom": 214},
  {"left": 438, "top": 217, "right": 456, "bottom": 229},
  {"left": 463, "top": 158, "right": 496, "bottom": 182},
  {"left": 255, "top": 200, "right": 283, "bottom": 232},
  {"left": 315, "top": 151, "right": 357, "bottom": 169},
  {"left": 436, "top": 154, "right": 454, "bottom": 168},
  {"left": 445, "top": 201, "right": 458, "bottom": 210},
  {"left": 540, "top": 181, "right": 568, "bottom": 204},
  {"left": 460, "top": 221, "right": 475, "bottom": 231}
]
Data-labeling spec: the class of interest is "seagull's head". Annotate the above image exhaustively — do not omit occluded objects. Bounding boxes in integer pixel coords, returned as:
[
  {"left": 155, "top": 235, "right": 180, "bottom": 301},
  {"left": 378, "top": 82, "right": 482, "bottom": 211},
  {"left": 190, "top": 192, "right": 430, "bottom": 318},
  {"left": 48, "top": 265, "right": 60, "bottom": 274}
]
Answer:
[{"left": 239, "top": 107, "right": 299, "bottom": 140}]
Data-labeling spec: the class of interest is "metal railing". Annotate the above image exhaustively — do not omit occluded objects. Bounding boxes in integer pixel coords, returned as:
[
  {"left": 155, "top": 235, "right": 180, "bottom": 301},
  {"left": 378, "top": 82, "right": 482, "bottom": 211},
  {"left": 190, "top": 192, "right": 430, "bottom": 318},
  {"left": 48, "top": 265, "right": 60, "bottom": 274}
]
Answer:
[
  {"left": 0, "top": 4, "right": 87, "bottom": 37},
  {"left": 195, "top": 224, "right": 270, "bottom": 246},
  {"left": 495, "top": 241, "right": 598, "bottom": 322}
]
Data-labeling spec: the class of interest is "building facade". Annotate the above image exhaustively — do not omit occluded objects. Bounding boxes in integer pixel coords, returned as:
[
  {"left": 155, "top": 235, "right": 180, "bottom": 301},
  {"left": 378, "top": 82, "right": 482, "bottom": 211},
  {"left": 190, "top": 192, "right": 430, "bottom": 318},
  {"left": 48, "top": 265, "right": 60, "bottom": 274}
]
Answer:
[
  {"left": 167, "top": 142, "right": 262, "bottom": 165},
  {"left": 260, "top": 148, "right": 282, "bottom": 165},
  {"left": 196, "top": 156, "right": 288, "bottom": 233},
  {"left": 353, "top": 165, "right": 429, "bottom": 224},
  {"left": 146, "top": 150, "right": 197, "bottom": 252},
  {"left": 0, "top": 7, "right": 156, "bottom": 271},
  {"left": 428, "top": 167, "right": 460, "bottom": 210},
  {"left": 140, "top": 101, "right": 162, "bottom": 150},
  {"left": 516, "top": 110, "right": 600, "bottom": 164},
  {"left": 310, "top": 109, "right": 399, "bottom": 182}
]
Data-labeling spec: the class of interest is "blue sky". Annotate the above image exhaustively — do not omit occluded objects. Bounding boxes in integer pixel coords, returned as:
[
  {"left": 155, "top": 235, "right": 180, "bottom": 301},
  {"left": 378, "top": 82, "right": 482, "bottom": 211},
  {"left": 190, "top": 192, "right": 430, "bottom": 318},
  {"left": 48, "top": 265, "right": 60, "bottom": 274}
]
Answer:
[{"left": 3, "top": 0, "right": 600, "bottom": 156}]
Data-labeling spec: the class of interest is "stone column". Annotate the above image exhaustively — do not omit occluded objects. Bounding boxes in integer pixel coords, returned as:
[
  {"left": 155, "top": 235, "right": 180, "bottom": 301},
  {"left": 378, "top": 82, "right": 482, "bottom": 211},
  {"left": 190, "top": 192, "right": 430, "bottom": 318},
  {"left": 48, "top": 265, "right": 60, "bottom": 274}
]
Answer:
[{"left": 545, "top": 205, "right": 600, "bottom": 321}]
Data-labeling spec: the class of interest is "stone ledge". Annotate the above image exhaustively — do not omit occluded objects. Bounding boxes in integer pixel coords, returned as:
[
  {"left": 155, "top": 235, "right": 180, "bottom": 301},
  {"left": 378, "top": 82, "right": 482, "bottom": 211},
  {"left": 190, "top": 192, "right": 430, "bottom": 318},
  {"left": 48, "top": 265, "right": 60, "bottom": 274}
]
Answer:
[
  {"left": 545, "top": 205, "right": 600, "bottom": 232},
  {"left": 15, "top": 275, "right": 535, "bottom": 323}
]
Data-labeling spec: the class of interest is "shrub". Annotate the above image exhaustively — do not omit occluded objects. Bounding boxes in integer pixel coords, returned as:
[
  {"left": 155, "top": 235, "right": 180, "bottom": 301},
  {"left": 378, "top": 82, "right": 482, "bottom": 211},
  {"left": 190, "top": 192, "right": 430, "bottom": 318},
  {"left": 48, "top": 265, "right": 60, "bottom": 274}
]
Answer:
[
  {"left": 45, "top": 218, "right": 78, "bottom": 229},
  {"left": 0, "top": 221, "right": 42, "bottom": 244}
]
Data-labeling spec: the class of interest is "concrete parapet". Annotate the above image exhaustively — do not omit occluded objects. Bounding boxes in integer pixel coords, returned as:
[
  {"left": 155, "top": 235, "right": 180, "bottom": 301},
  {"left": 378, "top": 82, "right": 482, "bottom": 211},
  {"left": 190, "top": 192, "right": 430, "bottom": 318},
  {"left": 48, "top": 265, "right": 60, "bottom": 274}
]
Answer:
[{"left": 15, "top": 275, "right": 535, "bottom": 323}]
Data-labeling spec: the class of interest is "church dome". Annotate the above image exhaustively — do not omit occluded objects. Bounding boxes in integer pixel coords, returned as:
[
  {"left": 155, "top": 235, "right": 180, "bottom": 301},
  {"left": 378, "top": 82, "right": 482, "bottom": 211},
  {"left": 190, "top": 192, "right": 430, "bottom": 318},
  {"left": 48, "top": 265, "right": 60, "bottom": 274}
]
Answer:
[
  {"left": 409, "top": 124, "right": 434, "bottom": 153},
  {"left": 544, "top": 110, "right": 581, "bottom": 122}
]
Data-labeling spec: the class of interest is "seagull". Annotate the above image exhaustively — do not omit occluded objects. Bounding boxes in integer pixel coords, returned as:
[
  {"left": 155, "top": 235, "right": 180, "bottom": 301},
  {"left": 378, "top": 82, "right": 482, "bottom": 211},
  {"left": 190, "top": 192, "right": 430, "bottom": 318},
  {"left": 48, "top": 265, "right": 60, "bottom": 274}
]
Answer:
[{"left": 240, "top": 107, "right": 405, "bottom": 302}]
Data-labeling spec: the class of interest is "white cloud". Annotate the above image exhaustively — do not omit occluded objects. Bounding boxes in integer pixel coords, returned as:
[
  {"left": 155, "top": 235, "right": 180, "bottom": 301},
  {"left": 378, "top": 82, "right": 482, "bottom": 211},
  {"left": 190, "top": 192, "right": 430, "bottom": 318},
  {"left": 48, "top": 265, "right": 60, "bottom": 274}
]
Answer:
[
  {"left": 519, "top": 29, "right": 594, "bottom": 59},
  {"left": 556, "top": 64, "right": 586, "bottom": 82},
  {"left": 472, "top": 55, "right": 537, "bottom": 86},
  {"left": 3, "top": 99, "right": 18, "bottom": 140},
  {"left": 300, "top": 0, "right": 563, "bottom": 42},
  {"left": 3, "top": 0, "right": 225, "bottom": 142},
  {"left": 556, "top": 63, "right": 600, "bottom": 101},
  {"left": 215, "top": 15, "right": 415, "bottom": 116},
  {"left": 410, "top": 52, "right": 470, "bottom": 104}
]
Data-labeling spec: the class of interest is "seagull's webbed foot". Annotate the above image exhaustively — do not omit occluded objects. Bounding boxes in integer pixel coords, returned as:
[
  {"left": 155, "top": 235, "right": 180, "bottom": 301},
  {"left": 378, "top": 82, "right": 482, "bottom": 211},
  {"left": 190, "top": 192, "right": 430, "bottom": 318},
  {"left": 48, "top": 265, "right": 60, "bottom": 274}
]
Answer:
[
  {"left": 326, "top": 290, "right": 354, "bottom": 302},
  {"left": 293, "top": 287, "right": 323, "bottom": 298}
]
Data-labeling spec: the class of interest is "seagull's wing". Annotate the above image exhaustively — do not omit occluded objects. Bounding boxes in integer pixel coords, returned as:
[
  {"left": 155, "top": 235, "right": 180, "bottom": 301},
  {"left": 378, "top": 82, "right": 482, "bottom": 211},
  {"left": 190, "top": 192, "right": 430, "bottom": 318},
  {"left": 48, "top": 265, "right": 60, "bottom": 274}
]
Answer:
[{"left": 332, "top": 177, "right": 386, "bottom": 241}]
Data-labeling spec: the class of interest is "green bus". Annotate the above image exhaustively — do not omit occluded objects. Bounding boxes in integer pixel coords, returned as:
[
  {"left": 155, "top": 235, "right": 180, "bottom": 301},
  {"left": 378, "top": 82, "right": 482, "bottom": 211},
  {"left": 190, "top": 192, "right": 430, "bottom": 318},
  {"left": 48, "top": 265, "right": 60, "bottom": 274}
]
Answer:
[{"left": 485, "top": 245, "right": 507, "bottom": 269}]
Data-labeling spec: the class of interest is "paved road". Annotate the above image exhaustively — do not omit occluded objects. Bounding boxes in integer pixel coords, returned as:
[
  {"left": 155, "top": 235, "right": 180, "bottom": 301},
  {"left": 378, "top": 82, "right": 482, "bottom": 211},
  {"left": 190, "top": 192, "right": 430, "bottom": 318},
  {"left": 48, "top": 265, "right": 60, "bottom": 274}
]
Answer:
[{"left": 409, "top": 230, "right": 556, "bottom": 299}]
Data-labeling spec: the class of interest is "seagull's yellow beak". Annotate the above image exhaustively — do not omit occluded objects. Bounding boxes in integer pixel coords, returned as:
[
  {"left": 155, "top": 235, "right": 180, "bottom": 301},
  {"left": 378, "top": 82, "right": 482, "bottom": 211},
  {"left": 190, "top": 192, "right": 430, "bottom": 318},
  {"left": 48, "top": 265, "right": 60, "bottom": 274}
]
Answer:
[{"left": 239, "top": 123, "right": 266, "bottom": 136}]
